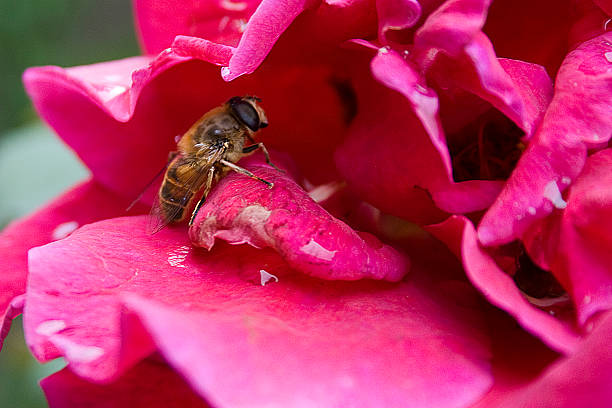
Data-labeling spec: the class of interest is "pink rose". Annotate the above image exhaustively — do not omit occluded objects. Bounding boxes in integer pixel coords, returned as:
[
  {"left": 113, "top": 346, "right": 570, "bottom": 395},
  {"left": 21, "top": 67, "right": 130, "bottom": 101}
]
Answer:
[{"left": 1, "top": 0, "right": 612, "bottom": 407}]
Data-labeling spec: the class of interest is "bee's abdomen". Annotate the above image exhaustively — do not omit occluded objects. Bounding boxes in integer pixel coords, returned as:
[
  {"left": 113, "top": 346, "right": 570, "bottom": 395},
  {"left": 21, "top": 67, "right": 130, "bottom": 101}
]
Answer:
[{"left": 159, "top": 161, "right": 199, "bottom": 222}]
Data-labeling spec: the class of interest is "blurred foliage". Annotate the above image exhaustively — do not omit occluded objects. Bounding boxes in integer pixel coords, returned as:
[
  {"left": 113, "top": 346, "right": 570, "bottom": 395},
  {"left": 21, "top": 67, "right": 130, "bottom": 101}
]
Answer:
[
  {"left": 0, "top": 316, "right": 66, "bottom": 407},
  {"left": 0, "top": 0, "right": 141, "bottom": 132},
  {"left": 1, "top": 1, "right": 141, "bottom": 406}
]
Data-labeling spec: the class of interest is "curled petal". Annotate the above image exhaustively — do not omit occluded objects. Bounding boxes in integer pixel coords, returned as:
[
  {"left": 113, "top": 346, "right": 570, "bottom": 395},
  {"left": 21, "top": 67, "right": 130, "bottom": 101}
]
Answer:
[
  {"left": 479, "top": 33, "right": 612, "bottom": 246},
  {"left": 476, "top": 311, "right": 612, "bottom": 407},
  {"left": 190, "top": 155, "right": 409, "bottom": 281},
  {"left": 427, "top": 216, "right": 581, "bottom": 354},
  {"left": 376, "top": 0, "right": 421, "bottom": 43},
  {"left": 134, "top": 0, "right": 261, "bottom": 54},
  {"left": 26, "top": 216, "right": 493, "bottom": 407},
  {"left": 23, "top": 41, "right": 350, "bottom": 197},
  {"left": 0, "top": 180, "right": 138, "bottom": 350},
  {"left": 335, "top": 48, "right": 503, "bottom": 222},
  {"left": 525, "top": 150, "right": 612, "bottom": 326},
  {"left": 42, "top": 359, "right": 209, "bottom": 408}
]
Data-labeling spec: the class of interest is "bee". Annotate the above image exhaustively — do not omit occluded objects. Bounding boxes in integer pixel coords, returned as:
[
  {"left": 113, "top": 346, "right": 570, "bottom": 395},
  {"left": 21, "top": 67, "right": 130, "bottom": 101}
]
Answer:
[{"left": 149, "top": 96, "right": 276, "bottom": 233}]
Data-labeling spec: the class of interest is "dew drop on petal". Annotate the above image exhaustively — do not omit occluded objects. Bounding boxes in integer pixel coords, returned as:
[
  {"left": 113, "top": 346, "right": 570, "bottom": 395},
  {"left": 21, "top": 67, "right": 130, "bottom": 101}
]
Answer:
[
  {"left": 221, "top": 66, "right": 231, "bottom": 79},
  {"left": 543, "top": 181, "right": 567, "bottom": 209},
  {"left": 378, "top": 46, "right": 391, "bottom": 55},
  {"left": 35, "top": 320, "right": 67, "bottom": 336},
  {"left": 167, "top": 246, "right": 190, "bottom": 268},
  {"left": 561, "top": 176, "right": 571, "bottom": 185},
  {"left": 527, "top": 206, "right": 537, "bottom": 215},
  {"left": 260, "top": 269, "right": 279, "bottom": 286},
  {"left": 52, "top": 221, "right": 79, "bottom": 240}
]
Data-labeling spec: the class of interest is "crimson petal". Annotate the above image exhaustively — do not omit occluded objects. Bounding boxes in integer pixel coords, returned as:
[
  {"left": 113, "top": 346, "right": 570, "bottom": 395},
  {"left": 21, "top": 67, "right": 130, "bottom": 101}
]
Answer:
[
  {"left": 427, "top": 216, "right": 581, "bottom": 354},
  {"left": 25, "top": 216, "right": 493, "bottom": 407},
  {"left": 479, "top": 33, "right": 612, "bottom": 246},
  {"left": 190, "top": 155, "right": 409, "bottom": 281},
  {"left": 0, "top": 180, "right": 140, "bottom": 350}
]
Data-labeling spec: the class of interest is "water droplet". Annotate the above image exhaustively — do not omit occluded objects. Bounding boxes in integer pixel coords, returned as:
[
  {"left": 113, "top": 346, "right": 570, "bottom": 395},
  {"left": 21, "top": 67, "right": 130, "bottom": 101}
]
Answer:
[
  {"left": 543, "top": 181, "right": 567, "bottom": 209},
  {"left": 572, "top": 81, "right": 578, "bottom": 88},
  {"left": 260, "top": 270, "right": 279, "bottom": 286},
  {"left": 593, "top": 133, "right": 600, "bottom": 141},
  {"left": 167, "top": 246, "right": 190, "bottom": 268},
  {"left": 378, "top": 46, "right": 391, "bottom": 54},
  {"left": 561, "top": 176, "right": 571, "bottom": 185},
  {"left": 52, "top": 221, "right": 79, "bottom": 240},
  {"left": 605, "top": 52, "right": 612, "bottom": 63},
  {"left": 221, "top": 66, "right": 231, "bottom": 78},
  {"left": 527, "top": 206, "right": 536, "bottom": 215},
  {"left": 36, "top": 320, "right": 67, "bottom": 336}
]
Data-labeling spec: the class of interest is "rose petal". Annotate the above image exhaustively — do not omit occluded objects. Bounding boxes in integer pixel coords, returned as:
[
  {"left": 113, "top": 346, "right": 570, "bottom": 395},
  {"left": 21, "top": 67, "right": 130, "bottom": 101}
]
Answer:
[
  {"left": 23, "top": 42, "right": 351, "bottom": 196},
  {"left": 41, "top": 359, "right": 209, "bottom": 408},
  {"left": 427, "top": 216, "right": 581, "bottom": 354},
  {"left": 335, "top": 48, "right": 503, "bottom": 222},
  {"left": 134, "top": 0, "right": 261, "bottom": 54},
  {"left": 478, "top": 33, "right": 612, "bottom": 246},
  {"left": 0, "top": 180, "right": 140, "bottom": 350},
  {"left": 525, "top": 149, "right": 612, "bottom": 327},
  {"left": 190, "top": 155, "right": 409, "bottom": 281},
  {"left": 376, "top": 0, "right": 421, "bottom": 43},
  {"left": 475, "top": 311, "right": 612, "bottom": 407},
  {"left": 26, "top": 216, "right": 493, "bottom": 407}
]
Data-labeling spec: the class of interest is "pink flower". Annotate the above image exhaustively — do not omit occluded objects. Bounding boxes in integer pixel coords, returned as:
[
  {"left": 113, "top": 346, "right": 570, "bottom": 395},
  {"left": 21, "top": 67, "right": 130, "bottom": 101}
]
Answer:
[{"left": 1, "top": 0, "right": 612, "bottom": 407}]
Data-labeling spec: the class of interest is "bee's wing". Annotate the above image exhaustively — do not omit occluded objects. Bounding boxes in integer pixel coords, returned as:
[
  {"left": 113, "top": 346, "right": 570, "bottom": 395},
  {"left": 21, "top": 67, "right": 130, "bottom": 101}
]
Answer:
[{"left": 147, "top": 148, "right": 226, "bottom": 235}]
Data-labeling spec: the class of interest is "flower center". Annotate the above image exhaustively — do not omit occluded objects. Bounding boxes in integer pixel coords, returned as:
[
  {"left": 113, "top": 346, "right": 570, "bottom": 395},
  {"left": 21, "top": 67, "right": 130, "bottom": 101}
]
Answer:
[
  {"left": 514, "top": 246, "right": 566, "bottom": 300},
  {"left": 448, "top": 111, "right": 525, "bottom": 182}
]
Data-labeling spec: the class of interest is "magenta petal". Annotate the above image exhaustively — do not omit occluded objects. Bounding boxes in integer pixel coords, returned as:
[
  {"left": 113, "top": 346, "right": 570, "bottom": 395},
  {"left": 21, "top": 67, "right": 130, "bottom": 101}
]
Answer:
[
  {"left": 42, "top": 359, "right": 208, "bottom": 408},
  {"left": 0, "top": 180, "right": 139, "bottom": 350},
  {"left": 427, "top": 216, "right": 581, "bottom": 354},
  {"left": 480, "top": 311, "right": 612, "bottom": 407},
  {"left": 335, "top": 48, "right": 503, "bottom": 222},
  {"left": 222, "top": 0, "right": 311, "bottom": 81},
  {"left": 190, "top": 156, "right": 409, "bottom": 281},
  {"left": 525, "top": 150, "right": 612, "bottom": 327},
  {"left": 134, "top": 0, "right": 261, "bottom": 54},
  {"left": 376, "top": 0, "right": 421, "bottom": 42},
  {"left": 478, "top": 33, "right": 612, "bottom": 246},
  {"left": 26, "top": 216, "right": 492, "bottom": 406}
]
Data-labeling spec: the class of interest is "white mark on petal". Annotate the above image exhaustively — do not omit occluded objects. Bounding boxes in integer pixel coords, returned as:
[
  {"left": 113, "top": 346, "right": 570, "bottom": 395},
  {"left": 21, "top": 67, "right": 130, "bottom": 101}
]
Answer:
[
  {"left": 543, "top": 181, "right": 567, "bottom": 209},
  {"left": 167, "top": 246, "right": 191, "bottom": 268},
  {"left": 527, "top": 206, "right": 537, "bottom": 215},
  {"left": 605, "top": 51, "right": 612, "bottom": 63},
  {"left": 221, "top": 66, "right": 231, "bottom": 78},
  {"left": 218, "top": 16, "right": 231, "bottom": 31},
  {"left": 220, "top": 0, "right": 247, "bottom": 11},
  {"left": 308, "top": 181, "right": 343, "bottom": 203},
  {"left": 583, "top": 295, "right": 592, "bottom": 305},
  {"left": 260, "top": 269, "right": 279, "bottom": 286},
  {"left": 378, "top": 46, "right": 390, "bottom": 54},
  {"left": 35, "top": 320, "right": 66, "bottom": 336},
  {"left": 52, "top": 221, "right": 79, "bottom": 240},
  {"left": 300, "top": 239, "right": 337, "bottom": 261},
  {"left": 100, "top": 85, "right": 126, "bottom": 101},
  {"left": 51, "top": 336, "right": 105, "bottom": 363},
  {"left": 561, "top": 176, "right": 571, "bottom": 185}
]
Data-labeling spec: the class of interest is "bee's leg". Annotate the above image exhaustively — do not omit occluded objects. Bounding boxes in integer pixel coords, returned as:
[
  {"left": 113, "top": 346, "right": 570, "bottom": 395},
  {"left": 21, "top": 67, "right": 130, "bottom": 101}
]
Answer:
[
  {"left": 127, "top": 151, "right": 179, "bottom": 211},
  {"left": 241, "top": 143, "right": 283, "bottom": 172},
  {"left": 189, "top": 166, "right": 215, "bottom": 226},
  {"left": 220, "top": 159, "right": 274, "bottom": 188}
]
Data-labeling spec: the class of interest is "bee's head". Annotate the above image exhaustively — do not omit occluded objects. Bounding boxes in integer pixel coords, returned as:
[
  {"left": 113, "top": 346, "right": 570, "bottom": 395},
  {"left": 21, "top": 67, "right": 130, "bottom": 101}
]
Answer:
[{"left": 228, "top": 96, "right": 268, "bottom": 132}]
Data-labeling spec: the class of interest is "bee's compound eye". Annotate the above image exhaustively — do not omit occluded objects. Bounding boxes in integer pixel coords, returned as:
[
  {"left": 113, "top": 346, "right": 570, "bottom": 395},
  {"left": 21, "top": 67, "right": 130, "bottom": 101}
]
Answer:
[{"left": 231, "top": 100, "right": 260, "bottom": 131}]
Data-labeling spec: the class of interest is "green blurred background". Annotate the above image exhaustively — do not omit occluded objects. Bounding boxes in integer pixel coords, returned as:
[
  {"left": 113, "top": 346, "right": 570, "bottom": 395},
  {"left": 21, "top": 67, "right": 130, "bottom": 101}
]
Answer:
[{"left": 0, "top": 1, "right": 140, "bottom": 406}]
